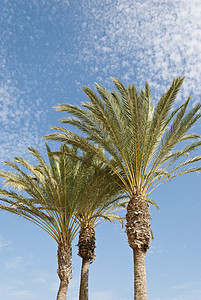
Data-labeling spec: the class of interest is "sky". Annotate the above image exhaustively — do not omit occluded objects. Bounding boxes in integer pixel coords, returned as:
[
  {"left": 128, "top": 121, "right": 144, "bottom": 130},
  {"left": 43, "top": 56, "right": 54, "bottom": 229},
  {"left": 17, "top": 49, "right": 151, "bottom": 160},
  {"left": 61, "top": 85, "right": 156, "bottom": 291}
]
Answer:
[{"left": 0, "top": 0, "right": 201, "bottom": 299}]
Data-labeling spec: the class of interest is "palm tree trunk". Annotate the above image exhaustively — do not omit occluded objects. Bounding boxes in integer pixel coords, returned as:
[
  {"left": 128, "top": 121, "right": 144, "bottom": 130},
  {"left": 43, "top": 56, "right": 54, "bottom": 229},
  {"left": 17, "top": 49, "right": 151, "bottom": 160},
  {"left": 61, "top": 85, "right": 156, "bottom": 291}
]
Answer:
[
  {"left": 126, "top": 195, "right": 151, "bottom": 300},
  {"left": 57, "top": 280, "right": 69, "bottom": 300},
  {"left": 78, "top": 226, "right": 96, "bottom": 300},
  {"left": 133, "top": 247, "right": 148, "bottom": 300},
  {"left": 79, "top": 257, "right": 90, "bottom": 300},
  {"left": 56, "top": 243, "right": 72, "bottom": 300}
]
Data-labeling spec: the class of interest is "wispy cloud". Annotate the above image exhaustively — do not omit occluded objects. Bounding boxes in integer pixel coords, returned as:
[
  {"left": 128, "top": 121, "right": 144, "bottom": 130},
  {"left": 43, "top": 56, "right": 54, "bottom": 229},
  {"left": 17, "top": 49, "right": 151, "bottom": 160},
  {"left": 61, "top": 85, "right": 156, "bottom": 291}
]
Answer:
[
  {"left": 0, "top": 1, "right": 58, "bottom": 165},
  {"left": 1, "top": 0, "right": 200, "bottom": 172},
  {"left": 75, "top": 0, "right": 201, "bottom": 104},
  {"left": 0, "top": 80, "right": 45, "bottom": 164}
]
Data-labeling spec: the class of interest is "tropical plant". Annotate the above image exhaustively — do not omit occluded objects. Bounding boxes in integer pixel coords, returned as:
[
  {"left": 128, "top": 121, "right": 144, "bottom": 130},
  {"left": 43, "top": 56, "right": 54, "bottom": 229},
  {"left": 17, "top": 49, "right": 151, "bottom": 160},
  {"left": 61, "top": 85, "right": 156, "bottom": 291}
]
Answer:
[
  {"left": 0, "top": 144, "right": 82, "bottom": 300},
  {"left": 70, "top": 151, "right": 126, "bottom": 300},
  {"left": 45, "top": 76, "right": 201, "bottom": 300},
  {"left": 0, "top": 144, "right": 126, "bottom": 300}
]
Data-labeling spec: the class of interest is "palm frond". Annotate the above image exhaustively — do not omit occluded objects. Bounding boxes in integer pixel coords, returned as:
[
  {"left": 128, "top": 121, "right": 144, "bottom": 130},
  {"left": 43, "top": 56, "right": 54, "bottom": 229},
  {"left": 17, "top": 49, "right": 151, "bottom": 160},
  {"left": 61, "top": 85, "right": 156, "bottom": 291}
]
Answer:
[{"left": 45, "top": 76, "right": 200, "bottom": 200}]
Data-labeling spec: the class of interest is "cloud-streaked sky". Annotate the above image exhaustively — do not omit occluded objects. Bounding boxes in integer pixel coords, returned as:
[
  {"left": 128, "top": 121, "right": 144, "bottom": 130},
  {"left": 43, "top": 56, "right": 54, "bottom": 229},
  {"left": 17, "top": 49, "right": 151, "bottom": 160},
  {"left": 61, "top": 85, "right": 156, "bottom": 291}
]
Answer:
[{"left": 0, "top": 1, "right": 201, "bottom": 299}]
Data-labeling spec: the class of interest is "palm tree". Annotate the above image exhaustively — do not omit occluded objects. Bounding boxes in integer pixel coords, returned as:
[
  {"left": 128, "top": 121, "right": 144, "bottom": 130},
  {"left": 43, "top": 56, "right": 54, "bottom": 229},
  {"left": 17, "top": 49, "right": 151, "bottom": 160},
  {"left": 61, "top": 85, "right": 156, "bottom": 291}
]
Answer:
[
  {"left": 0, "top": 144, "right": 82, "bottom": 300},
  {"left": 45, "top": 76, "right": 201, "bottom": 300},
  {"left": 77, "top": 200, "right": 126, "bottom": 300},
  {"left": 70, "top": 152, "right": 126, "bottom": 300}
]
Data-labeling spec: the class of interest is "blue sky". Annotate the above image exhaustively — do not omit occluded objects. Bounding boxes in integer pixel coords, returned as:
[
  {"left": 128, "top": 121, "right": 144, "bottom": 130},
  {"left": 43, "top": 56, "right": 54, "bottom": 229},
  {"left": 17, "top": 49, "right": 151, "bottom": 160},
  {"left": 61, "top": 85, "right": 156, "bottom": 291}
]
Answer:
[{"left": 0, "top": 0, "right": 201, "bottom": 299}]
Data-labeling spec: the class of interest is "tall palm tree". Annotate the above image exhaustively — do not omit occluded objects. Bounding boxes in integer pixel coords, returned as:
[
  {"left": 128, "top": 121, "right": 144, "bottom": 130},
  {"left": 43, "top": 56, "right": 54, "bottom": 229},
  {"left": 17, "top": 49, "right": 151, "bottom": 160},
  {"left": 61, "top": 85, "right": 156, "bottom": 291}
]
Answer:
[
  {"left": 70, "top": 152, "right": 126, "bottom": 300},
  {"left": 77, "top": 203, "right": 125, "bottom": 300},
  {"left": 45, "top": 77, "right": 201, "bottom": 300},
  {"left": 0, "top": 144, "right": 82, "bottom": 300}
]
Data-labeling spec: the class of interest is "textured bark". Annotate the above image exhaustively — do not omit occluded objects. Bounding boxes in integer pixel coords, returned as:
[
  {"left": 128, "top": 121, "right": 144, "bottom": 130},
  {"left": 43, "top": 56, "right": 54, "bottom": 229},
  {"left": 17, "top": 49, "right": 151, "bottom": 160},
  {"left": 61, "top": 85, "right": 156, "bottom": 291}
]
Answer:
[
  {"left": 126, "top": 195, "right": 151, "bottom": 251},
  {"left": 57, "top": 280, "right": 69, "bottom": 300},
  {"left": 78, "top": 226, "right": 96, "bottom": 263},
  {"left": 125, "top": 195, "right": 151, "bottom": 300},
  {"left": 79, "top": 258, "right": 90, "bottom": 300},
  {"left": 56, "top": 243, "right": 72, "bottom": 300},
  {"left": 133, "top": 247, "right": 148, "bottom": 300},
  {"left": 78, "top": 226, "right": 96, "bottom": 300}
]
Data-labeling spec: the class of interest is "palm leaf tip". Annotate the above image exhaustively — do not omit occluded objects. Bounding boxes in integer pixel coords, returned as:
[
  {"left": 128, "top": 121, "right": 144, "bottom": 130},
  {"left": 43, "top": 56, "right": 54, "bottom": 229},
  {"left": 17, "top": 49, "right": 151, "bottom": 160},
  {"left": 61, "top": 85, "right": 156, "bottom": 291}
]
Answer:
[{"left": 146, "top": 199, "right": 159, "bottom": 211}]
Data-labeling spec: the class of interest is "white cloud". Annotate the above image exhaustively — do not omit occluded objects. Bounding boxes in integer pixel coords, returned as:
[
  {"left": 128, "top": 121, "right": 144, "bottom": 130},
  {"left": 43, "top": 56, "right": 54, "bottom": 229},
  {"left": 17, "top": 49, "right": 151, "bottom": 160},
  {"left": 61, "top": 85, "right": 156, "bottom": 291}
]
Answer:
[
  {"left": 75, "top": 0, "right": 201, "bottom": 106},
  {"left": 0, "top": 3, "right": 52, "bottom": 166},
  {"left": 0, "top": 79, "right": 45, "bottom": 166}
]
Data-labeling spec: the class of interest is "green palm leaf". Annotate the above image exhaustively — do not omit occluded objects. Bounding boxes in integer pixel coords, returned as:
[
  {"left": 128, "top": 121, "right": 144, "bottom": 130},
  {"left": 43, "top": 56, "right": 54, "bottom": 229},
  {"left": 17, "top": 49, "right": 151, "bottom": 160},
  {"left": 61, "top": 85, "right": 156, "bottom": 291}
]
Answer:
[{"left": 45, "top": 76, "right": 201, "bottom": 199}]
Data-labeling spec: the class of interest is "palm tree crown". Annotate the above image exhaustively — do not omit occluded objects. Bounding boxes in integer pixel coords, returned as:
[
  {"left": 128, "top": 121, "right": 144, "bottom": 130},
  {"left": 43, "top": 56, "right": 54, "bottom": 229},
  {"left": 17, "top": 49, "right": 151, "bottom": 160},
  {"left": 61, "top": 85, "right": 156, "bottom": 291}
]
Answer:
[
  {"left": 0, "top": 144, "right": 83, "bottom": 245},
  {"left": 45, "top": 76, "right": 201, "bottom": 198}
]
